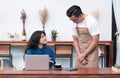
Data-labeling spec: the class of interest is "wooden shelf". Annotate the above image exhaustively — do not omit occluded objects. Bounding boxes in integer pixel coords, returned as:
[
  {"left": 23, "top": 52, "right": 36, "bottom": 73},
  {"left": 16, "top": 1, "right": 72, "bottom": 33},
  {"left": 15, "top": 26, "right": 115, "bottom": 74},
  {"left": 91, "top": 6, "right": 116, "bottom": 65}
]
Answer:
[
  {"left": 0, "top": 40, "right": 114, "bottom": 67},
  {"left": 0, "top": 41, "right": 73, "bottom": 46}
]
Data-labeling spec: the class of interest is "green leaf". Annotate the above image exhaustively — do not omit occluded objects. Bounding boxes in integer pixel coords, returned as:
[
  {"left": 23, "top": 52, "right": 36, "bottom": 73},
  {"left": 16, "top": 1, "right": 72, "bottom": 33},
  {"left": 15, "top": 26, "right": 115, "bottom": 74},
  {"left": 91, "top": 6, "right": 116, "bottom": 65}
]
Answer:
[
  {"left": 114, "top": 64, "right": 120, "bottom": 68},
  {"left": 51, "top": 29, "right": 58, "bottom": 36}
]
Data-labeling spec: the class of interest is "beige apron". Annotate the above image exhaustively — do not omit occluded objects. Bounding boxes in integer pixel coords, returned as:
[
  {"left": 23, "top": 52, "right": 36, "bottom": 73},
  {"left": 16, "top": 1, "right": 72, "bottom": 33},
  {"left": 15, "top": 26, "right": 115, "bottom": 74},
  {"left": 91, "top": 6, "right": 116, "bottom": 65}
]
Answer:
[{"left": 75, "top": 20, "right": 98, "bottom": 68}]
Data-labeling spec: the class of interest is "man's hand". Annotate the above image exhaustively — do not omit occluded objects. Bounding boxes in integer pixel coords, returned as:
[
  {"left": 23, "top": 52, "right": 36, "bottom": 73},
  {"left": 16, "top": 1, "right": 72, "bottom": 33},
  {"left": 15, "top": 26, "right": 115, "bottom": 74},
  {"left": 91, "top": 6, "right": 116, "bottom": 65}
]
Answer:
[
  {"left": 77, "top": 53, "right": 86, "bottom": 62},
  {"left": 81, "top": 59, "right": 88, "bottom": 65},
  {"left": 77, "top": 53, "right": 88, "bottom": 65}
]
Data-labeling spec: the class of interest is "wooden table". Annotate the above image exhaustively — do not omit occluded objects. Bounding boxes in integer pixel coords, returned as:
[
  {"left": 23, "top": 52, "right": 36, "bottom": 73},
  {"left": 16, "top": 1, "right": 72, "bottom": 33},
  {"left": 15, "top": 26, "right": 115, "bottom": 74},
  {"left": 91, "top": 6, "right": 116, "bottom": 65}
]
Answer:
[
  {"left": 0, "top": 68, "right": 119, "bottom": 78},
  {"left": 0, "top": 41, "right": 114, "bottom": 67}
]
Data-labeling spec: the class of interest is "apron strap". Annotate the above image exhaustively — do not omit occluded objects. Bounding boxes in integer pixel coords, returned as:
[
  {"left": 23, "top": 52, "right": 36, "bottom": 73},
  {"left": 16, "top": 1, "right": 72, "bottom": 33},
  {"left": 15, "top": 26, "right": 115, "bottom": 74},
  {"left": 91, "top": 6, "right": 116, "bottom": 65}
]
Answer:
[
  {"left": 75, "top": 14, "right": 88, "bottom": 34},
  {"left": 83, "top": 15, "right": 88, "bottom": 33},
  {"left": 76, "top": 24, "right": 79, "bottom": 35}
]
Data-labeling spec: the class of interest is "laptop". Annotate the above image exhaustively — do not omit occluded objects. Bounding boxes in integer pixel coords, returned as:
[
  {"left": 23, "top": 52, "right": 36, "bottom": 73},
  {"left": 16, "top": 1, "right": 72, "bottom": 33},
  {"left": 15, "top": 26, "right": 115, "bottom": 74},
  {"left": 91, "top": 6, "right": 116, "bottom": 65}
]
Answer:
[{"left": 25, "top": 55, "right": 49, "bottom": 70}]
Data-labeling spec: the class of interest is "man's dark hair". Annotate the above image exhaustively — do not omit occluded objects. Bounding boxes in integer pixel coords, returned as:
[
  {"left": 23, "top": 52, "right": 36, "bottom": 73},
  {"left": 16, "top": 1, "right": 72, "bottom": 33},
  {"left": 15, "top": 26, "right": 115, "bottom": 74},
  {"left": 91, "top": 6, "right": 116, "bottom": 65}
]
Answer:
[{"left": 66, "top": 5, "right": 83, "bottom": 17}]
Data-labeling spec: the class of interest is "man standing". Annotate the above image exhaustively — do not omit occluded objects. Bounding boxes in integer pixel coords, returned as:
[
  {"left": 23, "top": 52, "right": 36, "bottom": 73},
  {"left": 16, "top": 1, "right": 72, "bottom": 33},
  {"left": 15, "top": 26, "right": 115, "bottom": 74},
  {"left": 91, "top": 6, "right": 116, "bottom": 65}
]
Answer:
[{"left": 66, "top": 5, "right": 100, "bottom": 68}]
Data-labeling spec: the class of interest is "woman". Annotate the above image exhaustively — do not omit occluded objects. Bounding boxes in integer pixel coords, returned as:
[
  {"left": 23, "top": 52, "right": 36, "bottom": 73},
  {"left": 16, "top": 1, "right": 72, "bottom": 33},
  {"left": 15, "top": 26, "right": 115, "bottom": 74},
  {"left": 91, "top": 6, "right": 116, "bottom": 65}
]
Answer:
[{"left": 25, "top": 30, "right": 56, "bottom": 68}]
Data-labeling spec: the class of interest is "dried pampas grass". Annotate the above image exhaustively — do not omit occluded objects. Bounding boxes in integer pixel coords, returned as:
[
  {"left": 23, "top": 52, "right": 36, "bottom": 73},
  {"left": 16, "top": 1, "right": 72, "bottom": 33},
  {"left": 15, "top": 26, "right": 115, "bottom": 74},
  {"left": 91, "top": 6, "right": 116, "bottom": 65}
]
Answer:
[
  {"left": 39, "top": 8, "right": 48, "bottom": 30},
  {"left": 92, "top": 10, "right": 100, "bottom": 20}
]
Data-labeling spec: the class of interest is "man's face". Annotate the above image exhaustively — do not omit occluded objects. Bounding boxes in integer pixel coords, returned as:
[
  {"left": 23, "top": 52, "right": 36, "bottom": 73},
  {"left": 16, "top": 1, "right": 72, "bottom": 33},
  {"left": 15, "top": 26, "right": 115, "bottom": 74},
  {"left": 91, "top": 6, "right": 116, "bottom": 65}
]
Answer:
[{"left": 70, "top": 14, "right": 83, "bottom": 23}]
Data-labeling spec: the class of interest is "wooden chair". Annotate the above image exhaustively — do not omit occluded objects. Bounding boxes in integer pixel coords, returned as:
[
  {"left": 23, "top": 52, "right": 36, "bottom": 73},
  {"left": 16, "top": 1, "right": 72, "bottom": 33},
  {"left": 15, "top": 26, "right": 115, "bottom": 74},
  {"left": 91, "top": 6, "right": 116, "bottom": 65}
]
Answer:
[
  {"left": 54, "top": 44, "right": 73, "bottom": 67},
  {"left": 0, "top": 44, "right": 13, "bottom": 67}
]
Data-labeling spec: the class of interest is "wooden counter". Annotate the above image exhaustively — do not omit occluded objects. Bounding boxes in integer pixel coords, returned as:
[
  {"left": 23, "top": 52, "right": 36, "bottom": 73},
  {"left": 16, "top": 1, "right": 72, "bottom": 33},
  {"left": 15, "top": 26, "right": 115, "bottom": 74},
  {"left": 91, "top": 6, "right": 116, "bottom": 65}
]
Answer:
[
  {"left": 0, "top": 41, "right": 114, "bottom": 67},
  {"left": 0, "top": 68, "right": 119, "bottom": 78},
  {"left": 0, "top": 41, "right": 73, "bottom": 46}
]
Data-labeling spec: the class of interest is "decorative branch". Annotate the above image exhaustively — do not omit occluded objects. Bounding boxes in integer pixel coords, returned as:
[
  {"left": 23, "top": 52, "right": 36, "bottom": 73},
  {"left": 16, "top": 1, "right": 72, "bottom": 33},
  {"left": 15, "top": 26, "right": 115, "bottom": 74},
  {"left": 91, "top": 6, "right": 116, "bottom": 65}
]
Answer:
[
  {"left": 92, "top": 10, "right": 100, "bottom": 20},
  {"left": 39, "top": 8, "right": 48, "bottom": 30}
]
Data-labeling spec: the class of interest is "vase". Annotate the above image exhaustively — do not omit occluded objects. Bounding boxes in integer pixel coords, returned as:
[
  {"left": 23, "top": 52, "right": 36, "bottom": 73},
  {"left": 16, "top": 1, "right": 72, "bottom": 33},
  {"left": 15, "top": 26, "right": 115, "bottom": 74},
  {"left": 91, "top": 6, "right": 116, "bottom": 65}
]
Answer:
[
  {"left": 22, "top": 23, "right": 26, "bottom": 41},
  {"left": 51, "top": 36, "right": 57, "bottom": 41}
]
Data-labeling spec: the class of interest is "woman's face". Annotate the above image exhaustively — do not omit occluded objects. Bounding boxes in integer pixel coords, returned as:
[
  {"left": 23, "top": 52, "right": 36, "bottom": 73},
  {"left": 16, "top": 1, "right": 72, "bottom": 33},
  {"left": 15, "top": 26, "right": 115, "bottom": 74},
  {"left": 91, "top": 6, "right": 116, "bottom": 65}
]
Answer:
[{"left": 39, "top": 33, "right": 47, "bottom": 44}]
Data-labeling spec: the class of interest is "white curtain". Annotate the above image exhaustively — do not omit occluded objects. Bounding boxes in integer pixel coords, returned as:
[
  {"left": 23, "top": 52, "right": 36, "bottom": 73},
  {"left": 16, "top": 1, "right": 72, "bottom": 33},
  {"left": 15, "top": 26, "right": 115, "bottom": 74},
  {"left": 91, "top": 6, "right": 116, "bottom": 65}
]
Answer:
[
  {"left": 113, "top": 0, "right": 120, "bottom": 65},
  {"left": 113, "top": 0, "right": 120, "bottom": 32}
]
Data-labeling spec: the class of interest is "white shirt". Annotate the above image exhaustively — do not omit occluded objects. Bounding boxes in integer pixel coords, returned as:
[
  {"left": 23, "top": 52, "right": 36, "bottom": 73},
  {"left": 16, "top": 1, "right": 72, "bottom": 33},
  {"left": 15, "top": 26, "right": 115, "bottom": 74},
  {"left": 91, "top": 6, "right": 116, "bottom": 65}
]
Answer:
[{"left": 72, "top": 15, "right": 100, "bottom": 36}]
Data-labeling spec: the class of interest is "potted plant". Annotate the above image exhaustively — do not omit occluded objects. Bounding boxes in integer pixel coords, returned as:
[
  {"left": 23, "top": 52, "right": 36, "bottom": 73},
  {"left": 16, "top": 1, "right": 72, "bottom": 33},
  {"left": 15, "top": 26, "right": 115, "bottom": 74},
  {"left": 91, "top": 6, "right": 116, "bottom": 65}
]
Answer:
[
  {"left": 112, "top": 64, "right": 120, "bottom": 72},
  {"left": 51, "top": 29, "right": 58, "bottom": 41}
]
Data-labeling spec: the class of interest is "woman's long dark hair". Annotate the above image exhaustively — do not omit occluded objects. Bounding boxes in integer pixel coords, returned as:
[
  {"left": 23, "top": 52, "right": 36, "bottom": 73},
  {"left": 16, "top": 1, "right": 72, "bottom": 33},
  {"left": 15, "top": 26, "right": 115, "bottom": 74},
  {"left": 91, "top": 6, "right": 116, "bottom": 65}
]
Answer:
[{"left": 25, "top": 30, "right": 46, "bottom": 53}]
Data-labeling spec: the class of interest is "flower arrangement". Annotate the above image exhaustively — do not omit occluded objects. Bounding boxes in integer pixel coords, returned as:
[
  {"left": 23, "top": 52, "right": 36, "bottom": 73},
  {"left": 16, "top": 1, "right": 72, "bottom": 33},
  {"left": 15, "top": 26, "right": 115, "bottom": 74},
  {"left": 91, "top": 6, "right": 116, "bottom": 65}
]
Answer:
[
  {"left": 92, "top": 10, "right": 100, "bottom": 20},
  {"left": 20, "top": 9, "right": 27, "bottom": 41},
  {"left": 114, "top": 64, "right": 120, "bottom": 68},
  {"left": 21, "top": 9, "right": 26, "bottom": 26},
  {"left": 39, "top": 8, "right": 48, "bottom": 31},
  {"left": 8, "top": 32, "right": 18, "bottom": 41},
  {"left": 8, "top": 33, "right": 15, "bottom": 39},
  {"left": 112, "top": 64, "right": 120, "bottom": 72}
]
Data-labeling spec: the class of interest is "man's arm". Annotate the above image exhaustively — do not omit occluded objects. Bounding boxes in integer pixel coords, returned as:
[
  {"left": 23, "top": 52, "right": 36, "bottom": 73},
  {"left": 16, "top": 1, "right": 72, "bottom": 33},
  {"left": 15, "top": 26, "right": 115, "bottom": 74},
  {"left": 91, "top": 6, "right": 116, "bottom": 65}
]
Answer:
[
  {"left": 72, "top": 35, "right": 81, "bottom": 56},
  {"left": 83, "top": 34, "right": 99, "bottom": 57},
  {"left": 73, "top": 35, "right": 88, "bottom": 63}
]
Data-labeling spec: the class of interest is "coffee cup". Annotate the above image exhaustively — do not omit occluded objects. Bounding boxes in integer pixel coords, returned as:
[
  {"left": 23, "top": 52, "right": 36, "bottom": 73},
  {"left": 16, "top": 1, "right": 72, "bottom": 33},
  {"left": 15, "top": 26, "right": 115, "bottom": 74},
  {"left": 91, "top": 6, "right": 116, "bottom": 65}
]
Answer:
[{"left": 54, "top": 64, "right": 62, "bottom": 68}]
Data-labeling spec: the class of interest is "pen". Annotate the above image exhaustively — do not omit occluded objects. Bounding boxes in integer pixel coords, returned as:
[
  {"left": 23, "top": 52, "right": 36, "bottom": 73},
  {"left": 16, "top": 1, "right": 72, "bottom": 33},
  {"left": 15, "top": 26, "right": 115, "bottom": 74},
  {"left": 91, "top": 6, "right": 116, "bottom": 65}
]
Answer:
[{"left": 49, "top": 60, "right": 54, "bottom": 64}]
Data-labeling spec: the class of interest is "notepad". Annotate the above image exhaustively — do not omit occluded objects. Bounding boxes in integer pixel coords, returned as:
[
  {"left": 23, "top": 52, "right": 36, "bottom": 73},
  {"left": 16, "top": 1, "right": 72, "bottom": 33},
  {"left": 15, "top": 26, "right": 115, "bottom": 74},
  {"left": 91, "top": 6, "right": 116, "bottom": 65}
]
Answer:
[{"left": 63, "top": 67, "right": 78, "bottom": 71}]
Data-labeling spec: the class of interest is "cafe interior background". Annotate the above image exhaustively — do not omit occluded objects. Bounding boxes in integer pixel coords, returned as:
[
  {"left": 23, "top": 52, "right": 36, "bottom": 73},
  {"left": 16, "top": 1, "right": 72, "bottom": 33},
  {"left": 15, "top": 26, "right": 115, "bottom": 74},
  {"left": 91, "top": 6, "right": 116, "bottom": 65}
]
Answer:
[{"left": 0, "top": 0, "right": 120, "bottom": 68}]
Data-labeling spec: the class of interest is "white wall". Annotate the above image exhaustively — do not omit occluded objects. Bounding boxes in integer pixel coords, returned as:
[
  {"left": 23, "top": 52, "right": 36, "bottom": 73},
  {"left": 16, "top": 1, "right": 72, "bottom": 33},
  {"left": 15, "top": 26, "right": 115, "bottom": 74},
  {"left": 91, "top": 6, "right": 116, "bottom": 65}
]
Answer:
[{"left": 0, "top": 0, "right": 112, "bottom": 41}]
